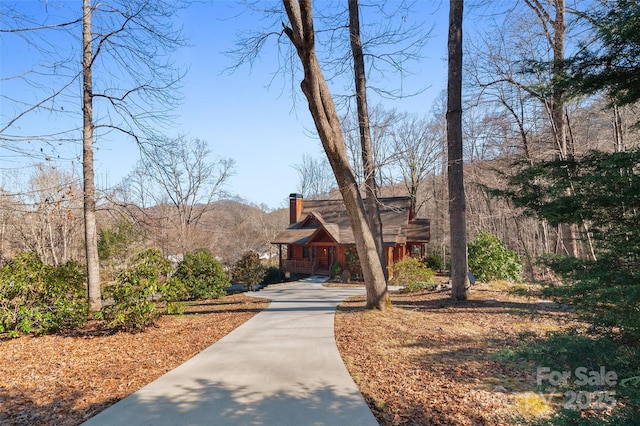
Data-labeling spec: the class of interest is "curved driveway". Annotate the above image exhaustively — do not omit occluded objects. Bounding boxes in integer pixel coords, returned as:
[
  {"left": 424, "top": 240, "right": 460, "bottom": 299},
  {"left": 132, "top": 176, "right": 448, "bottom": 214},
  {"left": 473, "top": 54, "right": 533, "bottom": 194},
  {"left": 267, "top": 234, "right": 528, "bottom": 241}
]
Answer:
[{"left": 83, "top": 278, "right": 378, "bottom": 425}]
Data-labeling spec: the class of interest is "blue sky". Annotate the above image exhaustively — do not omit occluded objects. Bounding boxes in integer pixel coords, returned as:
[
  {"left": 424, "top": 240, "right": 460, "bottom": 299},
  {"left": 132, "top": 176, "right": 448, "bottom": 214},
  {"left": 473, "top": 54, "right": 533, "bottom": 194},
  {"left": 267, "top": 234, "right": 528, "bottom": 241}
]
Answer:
[{"left": 1, "top": 1, "right": 450, "bottom": 209}]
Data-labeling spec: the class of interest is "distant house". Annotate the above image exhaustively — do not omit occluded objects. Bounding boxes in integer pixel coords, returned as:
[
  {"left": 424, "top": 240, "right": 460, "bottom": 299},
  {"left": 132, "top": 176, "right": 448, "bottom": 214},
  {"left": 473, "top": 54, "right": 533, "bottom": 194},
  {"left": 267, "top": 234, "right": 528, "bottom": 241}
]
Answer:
[{"left": 272, "top": 193, "right": 430, "bottom": 278}]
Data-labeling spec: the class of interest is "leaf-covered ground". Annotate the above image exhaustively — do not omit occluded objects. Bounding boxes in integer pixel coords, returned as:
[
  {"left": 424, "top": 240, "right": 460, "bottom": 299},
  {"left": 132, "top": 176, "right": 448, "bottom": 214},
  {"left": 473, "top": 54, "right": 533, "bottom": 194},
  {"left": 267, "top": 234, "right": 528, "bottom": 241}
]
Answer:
[
  {"left": 334, "top": 282, "right": 577, "bottom": 425},
  {"left": 1, "top": 283, "right": 577, "bottom": 425},
  {"left": 0, "top": 295, "right": 269, "bottom": 426}
]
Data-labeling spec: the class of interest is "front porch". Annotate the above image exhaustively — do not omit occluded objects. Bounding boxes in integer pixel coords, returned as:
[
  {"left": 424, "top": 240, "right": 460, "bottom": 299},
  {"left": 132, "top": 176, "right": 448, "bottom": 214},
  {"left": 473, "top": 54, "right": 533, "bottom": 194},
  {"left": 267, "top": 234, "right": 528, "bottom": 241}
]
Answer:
[{"left": 281, "top": 259, "right": 330, "bottom": 276}]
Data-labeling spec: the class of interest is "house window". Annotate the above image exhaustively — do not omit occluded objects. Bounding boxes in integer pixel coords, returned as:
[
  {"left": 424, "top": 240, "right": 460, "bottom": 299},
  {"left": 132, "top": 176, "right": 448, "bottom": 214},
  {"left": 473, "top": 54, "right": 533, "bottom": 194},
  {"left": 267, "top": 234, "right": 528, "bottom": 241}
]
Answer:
[{"left": 302, "top": 246, "right": 310, "bottom": 259}]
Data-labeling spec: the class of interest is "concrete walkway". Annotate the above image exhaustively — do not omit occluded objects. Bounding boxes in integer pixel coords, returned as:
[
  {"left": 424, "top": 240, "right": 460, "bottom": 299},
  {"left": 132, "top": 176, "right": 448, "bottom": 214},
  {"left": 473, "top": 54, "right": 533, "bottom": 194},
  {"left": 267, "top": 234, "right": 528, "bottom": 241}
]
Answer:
[{"left": 83, "top": 278, "right": 378, "bottom": 426}]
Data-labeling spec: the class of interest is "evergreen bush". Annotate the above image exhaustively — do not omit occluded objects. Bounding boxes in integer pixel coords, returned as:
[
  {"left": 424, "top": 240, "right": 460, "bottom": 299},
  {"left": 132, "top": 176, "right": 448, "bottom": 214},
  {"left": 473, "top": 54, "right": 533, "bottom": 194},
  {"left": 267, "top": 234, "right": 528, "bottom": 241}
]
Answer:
[
  {"left": 0, "top": 252, "right": 88, "bottom": 337},
  {"left": 161, "top": 276, "right": 189, "bottom": 303},
  {"left": 389, "top": 257, "right": 436, "bottom": 292},
  {"left": 262, "top": 266, "right": 283, "bottom": 285},
  {"left": 467, "top": 230, "right": 523, "bottom": 283},
  {"left": 344, "top": 247, "right": 362, "bottom": 280},
  {"left": 98, "top": 219, "right": 144, "bottom": 278},
  {"left": 171, "top": 249, "right": 229, "bottom": 300},
  {"left": 102, "top": 249, "right": 170, "bottom": 331},
  {"left": 423, "top": 254, "right": 444, "bottom": 271},
  {"left": 232, "top": 251, "right": 266, "bottom": 291},
  {"left": 330, "top": 262, "right": 342, "bottom": 279}
]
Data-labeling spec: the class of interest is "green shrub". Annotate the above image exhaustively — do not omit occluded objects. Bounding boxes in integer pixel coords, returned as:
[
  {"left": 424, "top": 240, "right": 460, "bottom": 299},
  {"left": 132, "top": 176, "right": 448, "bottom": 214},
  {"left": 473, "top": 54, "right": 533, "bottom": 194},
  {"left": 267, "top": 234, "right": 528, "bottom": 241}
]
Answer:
[
  {"left": 423, "top": 254, "right": 444, "bottom": 271},
  {"left": 171, "top": 249, "right": 229, "bottom": 300},
  {"left": 262, "top": 266, "right": 283, "bottom": 285},
  {"left": 161, "top": 276, "right": 189, "bottom": 302},
  {"left": 330, "top": 262, "right": 342, "bottom": 279},
  {"left": 403, "top": 280, "right": 438, "bottom": 292},
  {"left": 102, "top": 249, "right": 170, "bottom": 331},
  {"left": 0, "top": 252, "right": 88, "bottom": 337},
  {"left": 166, "top": 301, "right": 186, "bottom": 315},
  {"left": 98, "top": 219, "right": 144, "bottom": 278},
  {"left": 389, "top": 257, "right": 435, "bottom": 292},
  {"left": 467, "top": 230, "right": 523, "bottom": 283},
  {"left": 344, "top": 247, "right": 362, "bottom": 280},
  {"left": 542, "top": 253, "right": 640, "bottom": 340},
  {"left": 232, "top": 251, "right": 266, "bottom": 291}
]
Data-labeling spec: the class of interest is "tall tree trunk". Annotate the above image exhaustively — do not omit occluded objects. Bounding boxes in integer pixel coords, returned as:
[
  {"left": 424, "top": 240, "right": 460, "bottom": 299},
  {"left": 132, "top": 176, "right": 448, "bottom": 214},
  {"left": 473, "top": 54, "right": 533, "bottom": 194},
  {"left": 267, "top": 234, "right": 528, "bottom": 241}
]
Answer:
[
  {"left": 551, "top": 0, "right": 577, "bottom": 258},
  {"left": 447, "top": 0, "right": 469, "bottom": 301},
  {"left": 612, "top": 103, "right": 624, "bottom": 152},
  {"left": 46, "top": 215, "right": 59, "bottom": 266},
  {"left": 527, "top": 0, "right": 577, "bottom": 257},
  {"left": 549, "top": 0, "right": 567, "bottom": 160},
  {"left": 282, "top": 0, "right": 388, "bottom": 310},
  {"left": 83, "top": 0, "right": 101, "bottom": 312},
  {"left": 348, "top": 0, "right": 386, "bottom": 277}
]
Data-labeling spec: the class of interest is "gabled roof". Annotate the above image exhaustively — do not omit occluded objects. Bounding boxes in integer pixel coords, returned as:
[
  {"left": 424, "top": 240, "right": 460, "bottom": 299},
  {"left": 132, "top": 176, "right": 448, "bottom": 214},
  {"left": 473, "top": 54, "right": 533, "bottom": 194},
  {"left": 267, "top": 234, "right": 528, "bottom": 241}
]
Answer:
[
  {"left": 307, "top": 212, "right": 340, "bottom": 243},
  {"left": 272, "top": 196, "right": 430, "bottom": 246}
]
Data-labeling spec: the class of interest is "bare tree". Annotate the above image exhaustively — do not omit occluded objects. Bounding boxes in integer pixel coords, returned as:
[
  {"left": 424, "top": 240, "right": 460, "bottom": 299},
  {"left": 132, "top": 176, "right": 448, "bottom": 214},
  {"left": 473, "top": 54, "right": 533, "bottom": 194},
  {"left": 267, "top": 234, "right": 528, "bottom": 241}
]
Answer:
[
  {"left": 342, "top": 106, "right": 405, "bottom": 194},
  {"left": 293, "top": 153, "right": 335, "bottom": 197},
  {"left": 466, "top": 1, "right": 587, "bottom": 258},
  {"left": 282, "top": 0, "right": 388, "bottom": 310},
  {"left": 9, "top": 164, "right": 84, "bottom": 265},
  {"left": 348, "top": 0, "right": 385, "bottom": 275},
  {"left": 82, "top": 0, "right": 102, "bottom": 311},
  {"left": 138, "top": 137, "right": 235, "bottom": 254},
  {"left": 84, "top": 0, "right": 188, "bottom": 309},
  {"left": 524, "top": 0, "right": 579, "bottom": 257},
  {"left": 390, "top": 113, "right": 443, "bottom": 217},
  {"left": 447, "top": 0, "right": 469, "bottom": 300},
  {"left": 257, "top": 205, "right": 289, "bottom": 266}
]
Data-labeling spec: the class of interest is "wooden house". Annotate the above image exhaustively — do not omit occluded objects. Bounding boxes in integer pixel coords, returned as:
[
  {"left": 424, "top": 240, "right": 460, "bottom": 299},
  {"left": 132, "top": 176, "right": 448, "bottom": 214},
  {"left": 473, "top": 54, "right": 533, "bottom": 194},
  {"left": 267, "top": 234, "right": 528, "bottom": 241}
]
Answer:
[{"left": 272, "top": 193, "right": 430, "bottom": 278}]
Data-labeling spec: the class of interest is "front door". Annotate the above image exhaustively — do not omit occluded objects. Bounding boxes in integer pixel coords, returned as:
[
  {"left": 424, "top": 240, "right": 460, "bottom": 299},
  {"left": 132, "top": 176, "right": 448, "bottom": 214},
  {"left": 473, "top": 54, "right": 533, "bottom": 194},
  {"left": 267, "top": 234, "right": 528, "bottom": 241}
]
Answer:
[{"left": 316, "top": 246, "right": 330, "bottom": 274}]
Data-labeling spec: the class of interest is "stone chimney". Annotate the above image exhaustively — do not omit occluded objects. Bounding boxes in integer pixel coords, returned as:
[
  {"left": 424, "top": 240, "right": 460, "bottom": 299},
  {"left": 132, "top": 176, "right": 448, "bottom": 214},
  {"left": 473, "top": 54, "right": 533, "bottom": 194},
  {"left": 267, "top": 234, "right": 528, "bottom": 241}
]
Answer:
[{"left": 289, "top": 193, "right": 303, "bottom": 224}]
